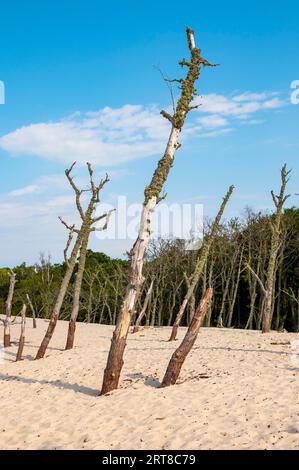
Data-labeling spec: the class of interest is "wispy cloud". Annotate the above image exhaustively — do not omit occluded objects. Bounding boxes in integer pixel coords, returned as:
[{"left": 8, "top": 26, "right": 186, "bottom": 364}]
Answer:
[
  {"left": 0, "top": 105, "right": 169, "bottom": 167},
  {"left": 9, "top": 184, "right": 38, "bottom": 197},
  {"left": 193, "top": 92, "right": 285, "bottom": 121},
  {"left": 0, "top": 92, "right": 286, "bottom": 167}
]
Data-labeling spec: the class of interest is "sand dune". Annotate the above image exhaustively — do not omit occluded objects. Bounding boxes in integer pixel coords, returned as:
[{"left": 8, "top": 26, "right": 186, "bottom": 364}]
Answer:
[{"left": 0, "top": 318, "right": 298, "bottom": 450}]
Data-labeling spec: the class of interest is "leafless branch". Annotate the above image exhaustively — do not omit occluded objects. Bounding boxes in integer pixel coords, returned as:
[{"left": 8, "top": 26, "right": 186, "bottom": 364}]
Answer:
[{"left": 245, "top": 263, "right": 266, "bottom": 295}]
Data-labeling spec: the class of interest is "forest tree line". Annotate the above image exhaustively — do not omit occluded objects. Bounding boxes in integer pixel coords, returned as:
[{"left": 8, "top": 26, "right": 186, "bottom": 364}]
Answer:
[{"left": 1, "top": 206, "right": 298, "bottom": 333}]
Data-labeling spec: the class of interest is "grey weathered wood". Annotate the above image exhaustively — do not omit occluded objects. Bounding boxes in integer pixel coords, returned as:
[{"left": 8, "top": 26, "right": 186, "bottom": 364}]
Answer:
[
  {"left": 101, "top": 26, "right": 217, "bottom": 395},
  {"left": 161, "top": 288, "right": 213, "bottom": 387},
  {"left": 16, "top": 304, "right": 27, "bottom": 362}
]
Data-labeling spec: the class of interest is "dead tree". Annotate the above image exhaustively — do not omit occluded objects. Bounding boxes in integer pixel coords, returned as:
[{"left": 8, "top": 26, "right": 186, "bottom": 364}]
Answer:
[
  {"left": 169, "top": 185, "right": 234, "bottom": 341},
  {"left": 100, "top": 26, "right": 217, "bottom": 395},
  {"left": 132, "top": 280, "right": 154, "bottom": 333},
  {"left": 184, "top": 273, "right": 195, "bottom": 324},
  {"left": 65, "top": 164, "right": 112, "bottom": 350},
  {"left": 246, "top": 165, "right": 291, "bottom": 333},
  {"left": 2, "top": 270, "right": 16, "bottom": 347},
  {"left": 161, "top": 288, "right": 213, "bottom": 387},
  {"left": 16, "top": 304, "right": 27, "bottom": 362},
  {"left": 35, "top": 162, "right": 111, "bottom": 359},
  {"left": 26, "top": 294, "right": 37, "bottom": 328}
]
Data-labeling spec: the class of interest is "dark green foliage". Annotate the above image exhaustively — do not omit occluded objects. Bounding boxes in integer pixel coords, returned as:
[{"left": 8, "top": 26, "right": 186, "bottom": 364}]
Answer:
[{"left": 1, "top": 208, "right": 298, "bottom": 331}]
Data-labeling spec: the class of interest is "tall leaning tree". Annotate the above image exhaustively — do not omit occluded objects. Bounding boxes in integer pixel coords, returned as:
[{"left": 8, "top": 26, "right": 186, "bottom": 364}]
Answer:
[
  {"left": 101, "top": 26, "right": 217, "bottom": 395},
  {"left": 169, "top": 185, "right": 234, "bottom": 341},
  {"left": 246, "top": 164, "right": 291, "bottom": 333},
  {"left": 35, "top": 162, "right": 111, "bottom": 359}
]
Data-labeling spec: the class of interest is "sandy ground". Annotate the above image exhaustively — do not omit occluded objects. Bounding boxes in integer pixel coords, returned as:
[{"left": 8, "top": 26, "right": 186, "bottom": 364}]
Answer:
[{"left": 0, "top": 318, "right": 298, "bottom": 450}]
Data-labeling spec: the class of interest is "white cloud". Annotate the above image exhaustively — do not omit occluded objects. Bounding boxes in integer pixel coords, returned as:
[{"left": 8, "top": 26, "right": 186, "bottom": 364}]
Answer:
[
  {"left": 194, "top": 92, "right": 285, "bottom": 119},
  {"left": 0, "top": 105, "right": 169, "bottom": 167},
  {"left": 232, "top": 92, "right": 279, "bottom": 102},
  {"left": 197, "top": 114, "right": 228, "bottom": 129},
  {"left": 9, "top": 184, "right": 38, "bottom": 197},
  {"left": 0, "top": 93, "right": 286, "bottom": 167},
  {"left": 200, "top": 128, "right": 233, "bottom": 138}
]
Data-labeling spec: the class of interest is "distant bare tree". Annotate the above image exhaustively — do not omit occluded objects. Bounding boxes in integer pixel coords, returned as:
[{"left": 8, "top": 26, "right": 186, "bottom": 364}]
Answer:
[
  {"left": 246, "top": 165, "right": 291, "bottom": 333},
  {"left": 65, "top": 164, "right": 112, "bottom": 350},
  {"left": 35, "top": 162, "right": 111, "bottom": 359},
  {"left": 132, "top": 280, "right": 154, "bottom": 333},
  {"left": 169, "top": 186, "right": 234, "bottom": 341}
]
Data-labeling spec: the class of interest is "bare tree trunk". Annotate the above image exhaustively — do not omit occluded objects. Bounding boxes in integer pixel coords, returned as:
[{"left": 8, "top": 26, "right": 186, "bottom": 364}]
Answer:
[
  {"left": 227, "top": 247, "right": 243, "bottom": 328},
  {"left": 16, "top": 304, "right": 27, "bottom": 362},
  {"left": 3, "top": 270, "right": 16, "bottom": 348},
  {"left": 26, "top": 294, "right": 37, "bottom": 328},
  {"left": 35, "top": 233, "right": 83, "bottom": 359},
  {"left": 65, "top": 228, "right": 90, "bottom": 350},
  {"left": 161, "top": 288, "right": 213, "bottom": 387},
  {"left": 246, "top": 165, "right": 291, "bottom": 334},
  {"left": 132, "top": 280, "right": 154, "bottom": 333},
  {"left": 188, "top": 293, "right": 196, "bottom": 324},
  {"left": 35, "top": 163, "right": 111, "bottom": 359},
  {"left": 169, "top": 185, "right": 234, "bottom": 341},
  {"left": 101, "top": 26, "right": 216, "bottom": 395}
]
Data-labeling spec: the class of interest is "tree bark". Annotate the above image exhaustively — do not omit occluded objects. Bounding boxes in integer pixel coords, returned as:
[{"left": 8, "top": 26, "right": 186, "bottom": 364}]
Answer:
[
  {"left": 65, "top": 221, "right": 91, "bottom": 350},
  {"left": 262, "top": 165, "right": 290, "bottom": 333},
  {"left": 35, "top": 231, "right": 83, "bottom": 359},
  {"left": 35, "top": 163, "right": 110, "bottom": 359},
  {"left": 161, "top": 288, "right": 213, "bottom": 387},
  {"left": 245, "top": 166, "right": 290, "bottom": 333},
  {"left": 3, "top": 270, "right": 16, "bottom": 348},
  {"left": 101, "top": 26, "right": 216, "bottom": 395},
  {"left": 16, "top": 304, "right": 27, "bottom": 362},
  {"left": 26, "top": 294, "right": 37, "bottom": 328},
  {"left": 169, "top": 185, "right": 234, "bottom": 341}
]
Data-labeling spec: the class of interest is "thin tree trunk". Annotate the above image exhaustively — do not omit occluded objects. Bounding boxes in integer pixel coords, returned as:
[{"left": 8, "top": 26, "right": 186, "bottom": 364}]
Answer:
[
  {"left": 101, "top": 26, "right": 216, "bottom": 395},
  {"left": 245, "top": 166, "right": 291, "bottom": 334},
  {"left": 169, "top": 185, "right": 234, "bottom": 341},
  {"left": 65, "top": 229, "right": 90, "bottom": 350},
  {"left": 3, "top": 270, "right": 16, "bottom": 348},
  {"left": 161, "top": 288, "right": 213, "bottom": 387},
  {"left": 227, "top": 248, "right": 243, "bottom": 327},
  {"left": 132, "top": 280, "right": 154, "bottom": 333},
  {"left": 26, "top": 294, "right": 37, "bottom": 328},
  {"left": 16, "top": 304, "right": 27, "bottom": 362},
  {"left": 35, "top": 163, "right": 110, "bottom": 359},
  {"left": 35, "top": 232, "right": 83, "bottom": 359},
  {"left": 262, "top": 165, "right": 290, "bottom": 333}
]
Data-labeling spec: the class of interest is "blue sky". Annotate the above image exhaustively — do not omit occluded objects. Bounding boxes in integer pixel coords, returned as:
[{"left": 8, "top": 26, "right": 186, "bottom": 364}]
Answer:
[{"left": 0, "top": 0, "right": 298, "bottom": 266}]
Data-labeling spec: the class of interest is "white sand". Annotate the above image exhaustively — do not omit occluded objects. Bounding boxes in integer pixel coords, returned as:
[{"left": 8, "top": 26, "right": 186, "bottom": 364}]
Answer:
[{"left": 0, "top": 318, "right": 298, "bottom": 450}]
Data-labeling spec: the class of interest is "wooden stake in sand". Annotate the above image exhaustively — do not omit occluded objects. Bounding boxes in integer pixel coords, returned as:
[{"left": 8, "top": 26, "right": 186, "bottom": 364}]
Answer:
[
  {"left": 3, "top": 270, "right": 16, "bottom": 348},
  {"left": 26, "top": 294, "right": 37, "bottom": 329},
  {"left": 161, "top": 288, "right": 213, "bottom": 387},
  {"left": 16, "top": 304, "right": 27, "bottom": 362}
]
